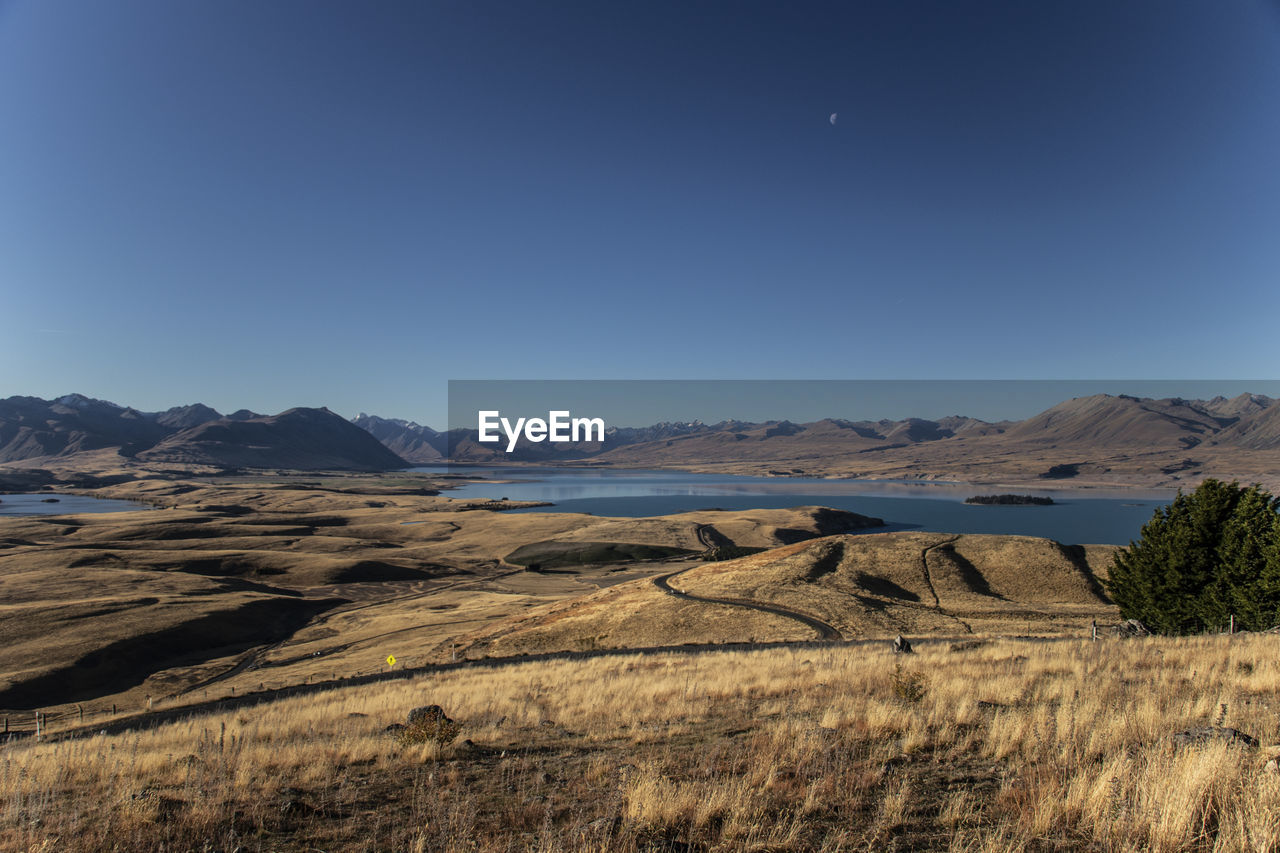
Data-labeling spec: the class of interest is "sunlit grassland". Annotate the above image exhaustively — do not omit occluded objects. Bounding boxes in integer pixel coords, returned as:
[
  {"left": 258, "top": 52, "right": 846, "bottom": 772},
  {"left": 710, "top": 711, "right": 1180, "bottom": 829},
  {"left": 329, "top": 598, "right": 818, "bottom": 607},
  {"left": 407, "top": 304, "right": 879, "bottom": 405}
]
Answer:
[{"left": 5, "top": 634, "right": 1280, "bottom": 851}]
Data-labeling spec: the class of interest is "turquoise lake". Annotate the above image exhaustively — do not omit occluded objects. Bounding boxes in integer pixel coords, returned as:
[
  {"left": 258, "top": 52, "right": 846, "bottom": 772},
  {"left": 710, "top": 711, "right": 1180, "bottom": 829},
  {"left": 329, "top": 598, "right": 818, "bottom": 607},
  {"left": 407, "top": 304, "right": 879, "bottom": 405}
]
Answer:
[{"left": 412, "top": 466, "right": 1172, "bottom": 546}]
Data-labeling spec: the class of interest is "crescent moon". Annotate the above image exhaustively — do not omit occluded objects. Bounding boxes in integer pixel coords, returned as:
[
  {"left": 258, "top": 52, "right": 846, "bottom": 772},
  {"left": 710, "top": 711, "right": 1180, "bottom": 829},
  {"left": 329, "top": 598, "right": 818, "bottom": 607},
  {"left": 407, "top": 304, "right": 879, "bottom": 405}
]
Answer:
[{"left": 829, "top": 113, "right": 838, "bottom": 125}]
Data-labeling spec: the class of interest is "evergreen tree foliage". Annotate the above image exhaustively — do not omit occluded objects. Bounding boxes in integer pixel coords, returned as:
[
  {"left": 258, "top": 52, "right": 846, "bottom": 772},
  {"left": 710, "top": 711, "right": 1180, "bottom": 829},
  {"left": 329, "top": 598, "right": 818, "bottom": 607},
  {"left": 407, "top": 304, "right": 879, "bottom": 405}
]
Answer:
[{"left": 1106, "top": 479, "right": 1280, "bottom": 634}]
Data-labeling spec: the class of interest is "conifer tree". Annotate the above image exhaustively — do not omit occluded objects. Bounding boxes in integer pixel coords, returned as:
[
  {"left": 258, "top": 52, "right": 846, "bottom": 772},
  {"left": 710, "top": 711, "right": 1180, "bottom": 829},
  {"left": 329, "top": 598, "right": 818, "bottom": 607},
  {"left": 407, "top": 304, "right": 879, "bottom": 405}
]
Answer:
[{"left": 1106, "top": 479, "right": 1280, "bottom": 633}]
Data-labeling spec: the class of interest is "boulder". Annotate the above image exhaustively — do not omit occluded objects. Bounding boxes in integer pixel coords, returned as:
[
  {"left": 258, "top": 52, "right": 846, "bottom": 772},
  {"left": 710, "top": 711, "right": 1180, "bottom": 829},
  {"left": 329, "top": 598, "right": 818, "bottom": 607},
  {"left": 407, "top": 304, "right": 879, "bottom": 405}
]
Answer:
[
  {"left": 407, "top": 705, "right": 452, "bottom": 726},
  {"left": 1113, "top": 619, "right": 1150, "bottom": 638},
  {"left": 398, "top": 705, "right": 461, "bottom": 746}
]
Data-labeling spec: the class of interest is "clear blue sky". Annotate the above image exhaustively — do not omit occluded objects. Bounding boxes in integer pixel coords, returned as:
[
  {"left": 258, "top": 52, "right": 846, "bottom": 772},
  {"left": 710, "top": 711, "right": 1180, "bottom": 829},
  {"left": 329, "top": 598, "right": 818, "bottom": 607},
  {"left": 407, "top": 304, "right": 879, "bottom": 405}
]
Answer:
[{"left": 3, "top": 1, "right": 1278, "bottom": 427}]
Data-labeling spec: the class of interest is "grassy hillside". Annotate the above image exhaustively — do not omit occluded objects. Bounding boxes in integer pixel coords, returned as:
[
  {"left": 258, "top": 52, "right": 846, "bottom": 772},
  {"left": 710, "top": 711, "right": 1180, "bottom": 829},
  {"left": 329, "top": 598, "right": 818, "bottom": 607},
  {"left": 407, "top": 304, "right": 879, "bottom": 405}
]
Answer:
[
  {"left": 5, "top": 634, "right": 1279, "bottom": 851},
  {"left": 450, "top": 532, "right": 1120, "bottom": 659}
]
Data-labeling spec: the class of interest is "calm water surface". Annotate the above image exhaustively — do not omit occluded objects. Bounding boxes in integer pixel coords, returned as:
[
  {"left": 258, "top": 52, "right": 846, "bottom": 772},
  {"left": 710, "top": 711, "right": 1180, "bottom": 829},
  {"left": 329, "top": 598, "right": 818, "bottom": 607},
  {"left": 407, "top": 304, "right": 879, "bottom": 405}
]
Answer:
[
  {"left": 413, "top": 466, "right": 1172, "bottom": 546},
  {"left": 0, "top": 493, "right": 152, "bottom": 516}
]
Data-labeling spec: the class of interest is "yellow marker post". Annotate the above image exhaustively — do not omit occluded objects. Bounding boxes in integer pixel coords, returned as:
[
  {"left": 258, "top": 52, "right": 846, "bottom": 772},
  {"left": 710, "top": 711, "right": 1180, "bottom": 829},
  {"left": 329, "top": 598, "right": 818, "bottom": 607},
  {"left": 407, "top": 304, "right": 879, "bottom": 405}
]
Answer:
[{"left": 386, "top": 655, "right": 396, "bottom": 668}]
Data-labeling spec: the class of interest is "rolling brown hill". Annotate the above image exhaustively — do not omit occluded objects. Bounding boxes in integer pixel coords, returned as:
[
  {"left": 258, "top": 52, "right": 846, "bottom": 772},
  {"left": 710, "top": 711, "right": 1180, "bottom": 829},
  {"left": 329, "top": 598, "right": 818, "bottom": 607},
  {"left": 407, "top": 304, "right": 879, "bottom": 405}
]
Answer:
[{"left": 450, "top": 531, "right": 1120, "bottom": 658}]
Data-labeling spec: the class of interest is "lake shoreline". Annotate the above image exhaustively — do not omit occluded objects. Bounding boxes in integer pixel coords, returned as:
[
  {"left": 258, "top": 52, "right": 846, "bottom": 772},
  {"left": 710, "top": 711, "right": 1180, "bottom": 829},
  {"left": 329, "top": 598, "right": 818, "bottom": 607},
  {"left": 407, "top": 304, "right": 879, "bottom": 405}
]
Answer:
[
  {"left": 408, "top": 465, "right": 1172, "bottom": 545},
  {"left": 0, "top": 492, "right": 156, "bottom": 517},
  {"left": 413, "top": 464, "right": 1178, "bottom": 501}
]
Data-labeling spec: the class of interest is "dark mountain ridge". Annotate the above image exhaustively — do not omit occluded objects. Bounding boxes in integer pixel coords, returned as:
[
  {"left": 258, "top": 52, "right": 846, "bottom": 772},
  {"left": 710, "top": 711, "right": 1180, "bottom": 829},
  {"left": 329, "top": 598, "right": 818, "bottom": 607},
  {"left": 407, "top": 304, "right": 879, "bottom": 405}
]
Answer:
[
  {"left": 0, "top": 396, "right": 403, "bottom": 471},
  {"left": 136, "top": 408, "right": 409, "bottom": 471},
  {"left": 0, "top": 395, "right": 176, "bottom": 460}
]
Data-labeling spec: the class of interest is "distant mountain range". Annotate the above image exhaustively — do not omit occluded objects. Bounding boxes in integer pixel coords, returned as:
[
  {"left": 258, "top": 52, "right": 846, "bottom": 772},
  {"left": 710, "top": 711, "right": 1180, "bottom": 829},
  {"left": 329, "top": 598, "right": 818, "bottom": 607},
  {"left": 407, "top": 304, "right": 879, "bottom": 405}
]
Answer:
[
  {"left": 350, "top": 414, "right": 446, "bottom": 463},
  {"left": 0, "top": 395, "right": 404, "bottom": 471},
  {"left": 440, "top": 391, "right": 1278, "bottom": 458},
  {"left": 1, "top": 392, "right": 1276, "bottom": 485}
]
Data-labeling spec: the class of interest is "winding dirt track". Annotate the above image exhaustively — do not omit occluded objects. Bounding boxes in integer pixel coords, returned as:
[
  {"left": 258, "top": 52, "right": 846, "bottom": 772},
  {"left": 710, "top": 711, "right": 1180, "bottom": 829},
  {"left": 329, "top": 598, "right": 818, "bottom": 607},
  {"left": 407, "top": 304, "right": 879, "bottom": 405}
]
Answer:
[
  {"left": 652, "top": 570, "right": 844, "bottom": 641},
  {"left": 919, "top": 536, "right": 975, "bottom": 634}
]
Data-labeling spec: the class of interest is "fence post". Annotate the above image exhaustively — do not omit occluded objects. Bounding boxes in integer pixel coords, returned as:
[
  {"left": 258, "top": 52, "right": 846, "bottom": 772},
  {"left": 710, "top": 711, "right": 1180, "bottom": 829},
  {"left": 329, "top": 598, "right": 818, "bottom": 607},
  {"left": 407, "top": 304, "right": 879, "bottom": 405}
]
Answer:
[{"left": 1230, "top": 614, "right": 1235, "bottom": 635}]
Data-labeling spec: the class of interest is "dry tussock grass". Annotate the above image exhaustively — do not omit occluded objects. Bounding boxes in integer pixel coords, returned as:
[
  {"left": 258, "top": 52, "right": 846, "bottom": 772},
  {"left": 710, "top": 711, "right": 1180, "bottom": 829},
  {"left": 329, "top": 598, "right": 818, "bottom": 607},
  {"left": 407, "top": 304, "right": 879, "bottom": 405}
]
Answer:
[{"left": 4, "top": 634, "right": 1280, "bottom": 851}]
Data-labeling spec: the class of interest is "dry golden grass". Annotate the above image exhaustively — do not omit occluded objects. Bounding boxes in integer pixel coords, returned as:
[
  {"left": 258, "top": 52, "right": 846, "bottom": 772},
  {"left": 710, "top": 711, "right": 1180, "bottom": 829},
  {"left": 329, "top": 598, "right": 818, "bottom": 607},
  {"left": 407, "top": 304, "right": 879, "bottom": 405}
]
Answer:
[{"left": 5, "top": 633, "right": 1280, "bottom": 851}]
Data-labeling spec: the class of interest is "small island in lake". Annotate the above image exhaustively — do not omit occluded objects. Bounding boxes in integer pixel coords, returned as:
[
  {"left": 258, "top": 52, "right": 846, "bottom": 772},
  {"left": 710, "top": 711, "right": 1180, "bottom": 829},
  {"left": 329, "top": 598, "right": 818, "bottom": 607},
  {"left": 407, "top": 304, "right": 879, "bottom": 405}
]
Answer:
[{"left": 965, "top": 494, "right": 1055, "bottom": 506}]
